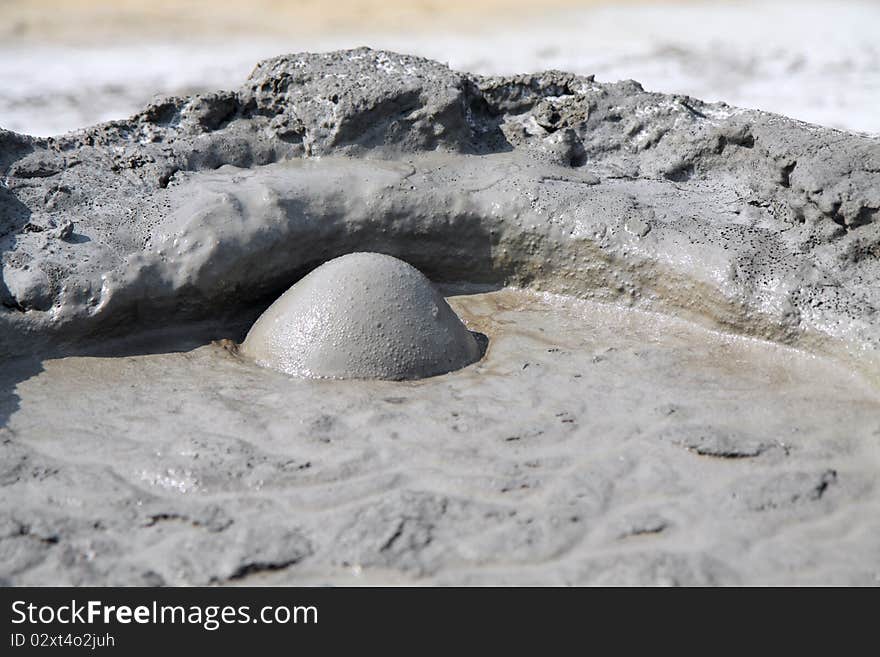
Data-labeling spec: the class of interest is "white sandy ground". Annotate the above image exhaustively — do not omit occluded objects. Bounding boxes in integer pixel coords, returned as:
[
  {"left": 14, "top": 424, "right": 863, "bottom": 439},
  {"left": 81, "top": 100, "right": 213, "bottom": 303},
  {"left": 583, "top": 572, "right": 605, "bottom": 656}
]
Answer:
[
  {"left": 1, "top": 0, "right": 879, "bottom": 136},
  {"left": 2, "top": 289, "right": 879, "bottom": 585}
]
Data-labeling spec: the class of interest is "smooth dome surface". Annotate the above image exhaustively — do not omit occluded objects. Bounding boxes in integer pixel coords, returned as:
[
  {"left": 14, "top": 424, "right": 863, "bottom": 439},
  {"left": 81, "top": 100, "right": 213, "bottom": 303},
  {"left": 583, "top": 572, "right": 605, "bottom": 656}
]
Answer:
[{"left": 241, "top": 252, "right": 481, "bottom": 380}]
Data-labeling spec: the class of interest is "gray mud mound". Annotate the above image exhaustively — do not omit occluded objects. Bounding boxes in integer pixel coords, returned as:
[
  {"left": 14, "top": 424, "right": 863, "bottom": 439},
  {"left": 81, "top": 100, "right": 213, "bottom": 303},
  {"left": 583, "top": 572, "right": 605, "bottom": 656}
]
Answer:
[
  {"left": 1, "top": 48, "right": 878, "bottom": 363},
  {"left": 241, "top": 252, "right": 480, "bottom": 380},
  {"left": 1, "top": 48, "right": 879, "bottom": 585}
]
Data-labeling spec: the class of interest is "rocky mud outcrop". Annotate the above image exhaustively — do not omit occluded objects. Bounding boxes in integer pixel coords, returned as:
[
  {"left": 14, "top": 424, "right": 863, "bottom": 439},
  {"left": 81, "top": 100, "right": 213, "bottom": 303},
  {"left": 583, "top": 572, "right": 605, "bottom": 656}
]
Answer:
[{"left": 1, "top": 48, "right": 878, "bottom": 362}]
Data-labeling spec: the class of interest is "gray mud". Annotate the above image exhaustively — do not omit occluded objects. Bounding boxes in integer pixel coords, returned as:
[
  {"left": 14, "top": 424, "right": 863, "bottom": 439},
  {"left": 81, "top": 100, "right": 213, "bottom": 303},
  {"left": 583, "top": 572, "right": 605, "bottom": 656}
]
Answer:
[
  {"left": 242, "top": 252, "right": 481, "bottom": 380},
  {"left": 2, "top": 49, "right": 879, "bottom": 362},
  {"left": 2, "top": 289, "right": 879, "bottom": 585},
  {"left": 1, "top": 49, "right": 879, "bottom": 585}
]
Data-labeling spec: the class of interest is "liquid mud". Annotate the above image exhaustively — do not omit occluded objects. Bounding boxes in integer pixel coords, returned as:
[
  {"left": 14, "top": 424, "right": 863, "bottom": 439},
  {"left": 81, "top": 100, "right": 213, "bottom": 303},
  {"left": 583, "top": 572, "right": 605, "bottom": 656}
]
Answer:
[{"left": 2, "top": 288, "right": 878, "bottom": 585}]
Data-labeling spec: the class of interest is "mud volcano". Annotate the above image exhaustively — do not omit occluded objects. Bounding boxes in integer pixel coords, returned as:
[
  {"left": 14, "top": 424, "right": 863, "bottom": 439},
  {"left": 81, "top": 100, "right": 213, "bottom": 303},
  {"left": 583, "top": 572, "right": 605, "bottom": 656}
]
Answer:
[
  {"left": 1, "top": 49, "right": 879, "bottom": 586},
  {"left": 242, "top": 252, "right": 481, "bottom": 380}
]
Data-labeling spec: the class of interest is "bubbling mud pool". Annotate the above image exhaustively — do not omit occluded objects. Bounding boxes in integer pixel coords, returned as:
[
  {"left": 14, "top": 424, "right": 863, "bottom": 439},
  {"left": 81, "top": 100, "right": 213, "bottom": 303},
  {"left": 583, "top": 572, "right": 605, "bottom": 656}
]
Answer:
[{"left": 2, "top": 288, "right": 879, "bottom": 585}]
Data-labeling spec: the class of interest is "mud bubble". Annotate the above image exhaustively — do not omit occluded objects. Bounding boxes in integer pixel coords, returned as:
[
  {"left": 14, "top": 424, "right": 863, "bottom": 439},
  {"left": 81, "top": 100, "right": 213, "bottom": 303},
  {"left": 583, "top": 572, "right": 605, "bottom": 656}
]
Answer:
[{"left": 241, "top": 252, "right": 482, "bottom": 380}]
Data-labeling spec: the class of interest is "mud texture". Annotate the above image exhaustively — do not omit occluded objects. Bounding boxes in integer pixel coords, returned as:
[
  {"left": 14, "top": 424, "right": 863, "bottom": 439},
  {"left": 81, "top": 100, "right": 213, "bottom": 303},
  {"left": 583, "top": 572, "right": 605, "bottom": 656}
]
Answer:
[
  {"left": 2, "top": 48, "right": 879, "bottom": 366},
  {"left": 1, "top": 49, "right": 879, "bottom": 585},
  {"left": 2, "top": 290, "right": 878, "bottom": 586}
]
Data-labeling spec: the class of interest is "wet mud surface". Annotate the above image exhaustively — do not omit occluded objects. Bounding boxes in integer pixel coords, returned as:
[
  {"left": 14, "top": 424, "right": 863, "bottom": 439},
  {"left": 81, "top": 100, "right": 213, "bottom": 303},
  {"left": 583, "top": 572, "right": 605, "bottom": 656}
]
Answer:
[{"left": 2, "top": 289, "right": 878, "bottom": 585}]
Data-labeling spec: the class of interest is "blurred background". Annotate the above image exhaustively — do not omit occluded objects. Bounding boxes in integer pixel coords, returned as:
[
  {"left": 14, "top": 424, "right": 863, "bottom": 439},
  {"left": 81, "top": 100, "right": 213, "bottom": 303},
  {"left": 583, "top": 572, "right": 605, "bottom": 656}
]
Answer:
[{"left": 1, "top": 0, "right": 878, "bottom": 136}]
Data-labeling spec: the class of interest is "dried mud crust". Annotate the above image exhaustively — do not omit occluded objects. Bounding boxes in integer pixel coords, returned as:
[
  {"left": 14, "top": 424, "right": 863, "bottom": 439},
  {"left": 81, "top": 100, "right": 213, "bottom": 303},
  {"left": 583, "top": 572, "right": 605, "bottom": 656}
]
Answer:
[{"left": 0, "top": 48, "right": 878, "bottom": 367}]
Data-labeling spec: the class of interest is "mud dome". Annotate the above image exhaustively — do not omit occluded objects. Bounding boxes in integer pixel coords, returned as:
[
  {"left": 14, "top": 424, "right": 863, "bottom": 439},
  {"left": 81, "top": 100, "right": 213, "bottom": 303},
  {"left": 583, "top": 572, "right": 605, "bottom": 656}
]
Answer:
[
  {"left": 1, "top": 49, "right": 879, "bottom": 585},
  {"left": 241, "top": 252, "right": 481, "bottom": 380}
]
